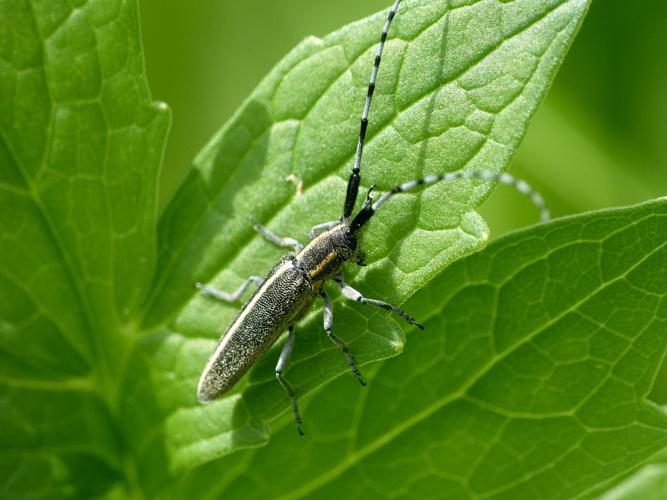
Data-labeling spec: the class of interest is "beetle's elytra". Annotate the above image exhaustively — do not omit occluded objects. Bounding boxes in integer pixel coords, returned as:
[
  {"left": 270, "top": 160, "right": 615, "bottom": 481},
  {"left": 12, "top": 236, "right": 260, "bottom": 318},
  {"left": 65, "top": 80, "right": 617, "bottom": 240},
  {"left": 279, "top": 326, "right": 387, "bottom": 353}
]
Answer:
[{"left": 197, "top": 0, "right": 549, "bottom": 435}]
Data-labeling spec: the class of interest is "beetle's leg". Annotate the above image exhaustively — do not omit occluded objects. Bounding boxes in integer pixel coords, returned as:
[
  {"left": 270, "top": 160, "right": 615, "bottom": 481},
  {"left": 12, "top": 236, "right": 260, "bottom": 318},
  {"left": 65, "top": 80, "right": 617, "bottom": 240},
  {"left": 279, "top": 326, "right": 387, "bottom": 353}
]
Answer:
[
  {"left": 275, "top": 325, "right": 304, "bottom": 436},
  {"left": 321, "top": 291, "right": 366, "bottom": 386},
  {"left": 195, "top": 276, "right": 264, "bottom": 303},
  {"left": 249, "top": 216, "right": 303, "bottom": 252},
  {"left": 335, "top": 278, "right": 424, "bottom": 330},
  {"left": 309, "top": 221, "right": 339, "bottom": 239}
]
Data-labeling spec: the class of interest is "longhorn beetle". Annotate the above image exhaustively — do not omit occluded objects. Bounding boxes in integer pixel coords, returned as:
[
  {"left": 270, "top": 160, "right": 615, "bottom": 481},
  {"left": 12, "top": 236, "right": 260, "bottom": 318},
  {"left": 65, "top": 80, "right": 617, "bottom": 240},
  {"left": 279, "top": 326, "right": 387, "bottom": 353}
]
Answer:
[{"left": 196, "top": 0, "right": 550, "bottom": 435}]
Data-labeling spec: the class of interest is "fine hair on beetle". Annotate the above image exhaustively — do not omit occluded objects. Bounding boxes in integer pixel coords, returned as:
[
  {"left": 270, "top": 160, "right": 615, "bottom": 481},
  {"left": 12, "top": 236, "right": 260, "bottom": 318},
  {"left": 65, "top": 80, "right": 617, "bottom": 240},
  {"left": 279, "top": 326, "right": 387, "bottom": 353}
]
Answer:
[{"left": 196, "top": 0, "right": 550, "bottom": 435}]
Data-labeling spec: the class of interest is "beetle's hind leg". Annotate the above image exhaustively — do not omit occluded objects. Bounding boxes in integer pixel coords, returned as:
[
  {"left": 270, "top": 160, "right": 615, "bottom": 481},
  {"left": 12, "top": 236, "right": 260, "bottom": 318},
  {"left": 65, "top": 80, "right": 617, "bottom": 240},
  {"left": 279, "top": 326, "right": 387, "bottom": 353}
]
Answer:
[
  {"left": 249, "top": 216, "right": 303, "bottom": 252},
  {"left": 276, "top": 325, "right": 304, "bottom": 436},
  {"left": 335, "top": 278, "right": 424, "bottom": 330},
  {"left": 321, "top": 291, "right": 366, "bottom": 386},
  {"left": 195, "top": 276, "right": 264, "bottom": 302}
]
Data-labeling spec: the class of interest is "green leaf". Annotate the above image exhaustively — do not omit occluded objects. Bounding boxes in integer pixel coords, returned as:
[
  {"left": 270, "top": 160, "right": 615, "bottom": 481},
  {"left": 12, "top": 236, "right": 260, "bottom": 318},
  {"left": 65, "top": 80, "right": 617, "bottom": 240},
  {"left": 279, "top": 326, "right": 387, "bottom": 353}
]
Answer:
[
  {"left": 144, "top": 0, "right": 592, "bottom": 325},
  {"left": 136, "top": 0, "right": 591, "bottom": 473},
  {"left": 170, "top": 199, "right": 667, "bottom": 499},
  {"left": 0, "top": 0, "right": 168, "bottom": 497}
]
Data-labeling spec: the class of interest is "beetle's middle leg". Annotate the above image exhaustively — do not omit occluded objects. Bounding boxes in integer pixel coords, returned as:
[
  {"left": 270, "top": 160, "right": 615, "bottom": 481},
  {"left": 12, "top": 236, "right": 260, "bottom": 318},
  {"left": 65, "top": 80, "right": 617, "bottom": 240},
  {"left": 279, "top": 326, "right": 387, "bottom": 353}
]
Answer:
[
  {"left": 249, "top": 216, "right": 303, "bottom": 252},
  {"left": 321, "top": 291, "right": 366, "bottom": 386},
  {"left": 195, "top": 276, "right": 264, "bottom": 302},
  {"left": 335, "top": 278, "right": 424, "bottom": 330},
  {"left": 275, "top": 325, "right": 304, "bottom": 436}
]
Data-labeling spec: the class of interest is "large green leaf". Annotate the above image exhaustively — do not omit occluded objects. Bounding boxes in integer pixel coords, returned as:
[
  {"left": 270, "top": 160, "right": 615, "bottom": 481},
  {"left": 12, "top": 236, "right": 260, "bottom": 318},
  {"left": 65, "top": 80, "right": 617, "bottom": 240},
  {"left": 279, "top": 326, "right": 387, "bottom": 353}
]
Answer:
[
  {"left": 144, "top": 0, "right": 592, "bottom": 325},
  {"left": 0, "top": 0, "right": 168, "bottom": 497},
  {"left": 170, "top": 199, "right": 667, "bottom": 499},
  {"left": 135, "top": 0, "right": 591, "bottom": 475}
]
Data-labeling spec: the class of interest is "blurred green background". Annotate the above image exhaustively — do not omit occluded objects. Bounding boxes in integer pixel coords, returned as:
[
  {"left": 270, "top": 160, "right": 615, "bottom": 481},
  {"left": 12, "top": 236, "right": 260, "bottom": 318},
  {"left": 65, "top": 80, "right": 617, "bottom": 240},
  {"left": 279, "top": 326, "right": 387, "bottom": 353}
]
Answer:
[{"left": 138, "top": 1, "right": 667, "bottom": 397}]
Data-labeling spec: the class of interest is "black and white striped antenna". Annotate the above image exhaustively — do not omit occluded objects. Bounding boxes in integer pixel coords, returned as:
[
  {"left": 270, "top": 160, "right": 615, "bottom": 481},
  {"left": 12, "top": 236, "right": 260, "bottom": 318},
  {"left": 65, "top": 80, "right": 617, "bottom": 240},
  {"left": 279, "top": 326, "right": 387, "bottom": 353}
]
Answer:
[
  {"left": 342, "top": 0, "right": 401, "bottom": 219},
  {"left": 350, "top": 170, "right": 550, "bottom": 232},
  {"left": 372, "top": 171, "right": 550, "bottom": 221}
]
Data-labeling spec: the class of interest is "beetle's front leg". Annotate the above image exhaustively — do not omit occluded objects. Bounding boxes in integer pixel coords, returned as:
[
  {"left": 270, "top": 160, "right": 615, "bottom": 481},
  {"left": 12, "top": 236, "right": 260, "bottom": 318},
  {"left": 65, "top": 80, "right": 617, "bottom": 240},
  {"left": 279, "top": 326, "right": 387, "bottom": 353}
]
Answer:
[
  {"left": 249, "top": 216, "right": 303, "bottom": 252},
  {"left": 308, "top": 220, "right": 338, "bottom": 239}
]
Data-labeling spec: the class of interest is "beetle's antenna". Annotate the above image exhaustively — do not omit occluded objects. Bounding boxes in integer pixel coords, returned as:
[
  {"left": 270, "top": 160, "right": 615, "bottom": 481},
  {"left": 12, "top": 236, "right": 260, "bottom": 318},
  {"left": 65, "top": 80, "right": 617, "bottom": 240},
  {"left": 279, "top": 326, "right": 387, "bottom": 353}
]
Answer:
[
  {"left": 351, "top": 170, "right": 550, "bottom": 231},
  {"left": 343, "top": 0, "right": 401, "bottom": 220}
]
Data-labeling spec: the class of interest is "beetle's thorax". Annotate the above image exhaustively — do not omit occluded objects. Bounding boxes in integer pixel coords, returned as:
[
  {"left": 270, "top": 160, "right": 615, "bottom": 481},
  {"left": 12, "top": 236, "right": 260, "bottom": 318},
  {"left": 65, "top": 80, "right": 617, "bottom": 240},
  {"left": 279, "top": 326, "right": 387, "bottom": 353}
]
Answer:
[{"left": 296, "top": 220, "right": 357, "bottom": 281}]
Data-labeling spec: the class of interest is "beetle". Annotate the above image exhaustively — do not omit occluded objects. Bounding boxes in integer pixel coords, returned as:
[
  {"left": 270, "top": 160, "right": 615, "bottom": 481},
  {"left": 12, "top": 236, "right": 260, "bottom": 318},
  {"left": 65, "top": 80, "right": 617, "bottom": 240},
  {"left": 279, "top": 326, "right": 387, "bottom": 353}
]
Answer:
[{"left": 196, "top": 0, "right": 549, "bottom": 435}]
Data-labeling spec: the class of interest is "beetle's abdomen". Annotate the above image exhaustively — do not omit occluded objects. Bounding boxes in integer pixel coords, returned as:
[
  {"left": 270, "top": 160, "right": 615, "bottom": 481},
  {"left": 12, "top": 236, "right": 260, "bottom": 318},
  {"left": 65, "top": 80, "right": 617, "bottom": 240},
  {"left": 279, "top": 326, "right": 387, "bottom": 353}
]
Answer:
[{"left": 197, "top": 258, "right": 313, "bottom": 403}]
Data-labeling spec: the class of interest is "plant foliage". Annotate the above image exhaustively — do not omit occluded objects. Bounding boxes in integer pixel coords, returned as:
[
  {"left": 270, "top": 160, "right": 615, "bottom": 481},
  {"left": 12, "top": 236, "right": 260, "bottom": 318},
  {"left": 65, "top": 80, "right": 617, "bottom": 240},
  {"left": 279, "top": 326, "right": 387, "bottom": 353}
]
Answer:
[{"left": 6, "top": 1, "right": 667, "bottom": 499}]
